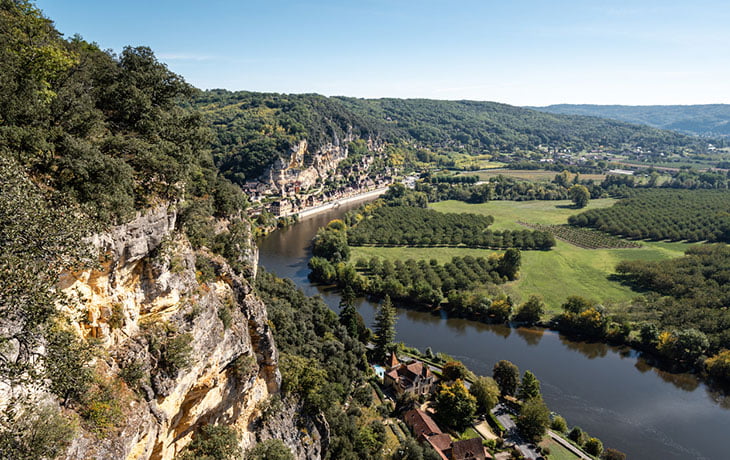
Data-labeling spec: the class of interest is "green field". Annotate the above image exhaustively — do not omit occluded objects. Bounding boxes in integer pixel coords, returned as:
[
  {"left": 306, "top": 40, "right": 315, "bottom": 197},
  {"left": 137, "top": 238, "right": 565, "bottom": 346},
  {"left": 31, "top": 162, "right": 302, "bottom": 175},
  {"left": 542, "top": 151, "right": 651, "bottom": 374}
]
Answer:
[
  {"left": 539, "top": 438, "right": 582, "bottom": 460},
  {"left": 351, "top": 199, "right": 694, "bottom": 312}
]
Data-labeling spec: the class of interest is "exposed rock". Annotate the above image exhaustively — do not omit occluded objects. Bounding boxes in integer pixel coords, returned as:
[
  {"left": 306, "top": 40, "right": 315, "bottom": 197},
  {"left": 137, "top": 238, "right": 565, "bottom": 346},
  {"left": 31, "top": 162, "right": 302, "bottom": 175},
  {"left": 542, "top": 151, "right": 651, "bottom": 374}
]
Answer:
[
  {"left": 48, "top": 204, "right": 312, "bottom": 459},
  {"left": 257, "top": 398, "right": 326, "bottom": 460}
]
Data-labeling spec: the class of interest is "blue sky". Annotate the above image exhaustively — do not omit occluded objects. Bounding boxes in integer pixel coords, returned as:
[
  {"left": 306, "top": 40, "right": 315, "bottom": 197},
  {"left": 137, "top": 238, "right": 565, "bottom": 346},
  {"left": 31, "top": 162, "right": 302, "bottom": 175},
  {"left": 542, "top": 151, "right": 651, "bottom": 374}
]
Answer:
[{"left": 37, "top": 0, "right": 730, "bottom": 106}]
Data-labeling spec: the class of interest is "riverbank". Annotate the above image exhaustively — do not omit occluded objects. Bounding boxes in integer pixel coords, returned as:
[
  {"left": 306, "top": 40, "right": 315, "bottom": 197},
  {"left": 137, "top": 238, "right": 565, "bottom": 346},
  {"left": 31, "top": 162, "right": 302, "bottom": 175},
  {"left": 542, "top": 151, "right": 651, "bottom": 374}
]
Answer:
[{"left": 285, "top": 186, "right": 389, "bottom": 220}]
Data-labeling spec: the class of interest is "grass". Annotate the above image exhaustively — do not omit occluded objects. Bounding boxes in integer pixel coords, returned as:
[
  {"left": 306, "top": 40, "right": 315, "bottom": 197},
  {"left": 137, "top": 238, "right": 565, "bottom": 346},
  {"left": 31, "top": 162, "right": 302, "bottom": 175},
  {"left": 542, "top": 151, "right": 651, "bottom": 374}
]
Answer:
[
  {"left": 539, "top": 438, "right": 583, "bottom": 460},
  {"left": 351, "top": 199, "right": 695, "bottom": 312},
  {"left": 459, "top": 427, "right": 482, "bottom": 441}
]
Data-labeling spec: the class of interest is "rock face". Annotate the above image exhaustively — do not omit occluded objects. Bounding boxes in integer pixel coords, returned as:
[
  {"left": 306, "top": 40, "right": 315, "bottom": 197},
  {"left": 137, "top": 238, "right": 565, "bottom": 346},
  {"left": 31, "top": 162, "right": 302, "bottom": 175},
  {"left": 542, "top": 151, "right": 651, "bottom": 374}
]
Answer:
[
  {"left": 55, "top": 204, "right": 320, "bottom": 460},
  {"left": 261, "top": 133, "right": 385, "bottom": 198}
]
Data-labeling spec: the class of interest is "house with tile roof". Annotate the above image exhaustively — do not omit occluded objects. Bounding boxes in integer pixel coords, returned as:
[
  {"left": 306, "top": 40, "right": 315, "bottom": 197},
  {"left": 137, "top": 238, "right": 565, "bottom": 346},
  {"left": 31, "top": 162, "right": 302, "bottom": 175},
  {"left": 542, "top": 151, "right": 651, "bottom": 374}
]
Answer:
[{"left": 384, "top": 353, "right": 437, "bottom": 396}]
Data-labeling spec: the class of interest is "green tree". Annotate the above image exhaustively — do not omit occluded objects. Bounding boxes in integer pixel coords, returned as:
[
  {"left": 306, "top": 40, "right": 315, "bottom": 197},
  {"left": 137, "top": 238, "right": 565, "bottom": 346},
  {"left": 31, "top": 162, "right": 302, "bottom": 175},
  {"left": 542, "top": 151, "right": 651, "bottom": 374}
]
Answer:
[
  {"left": 372, "top": 295, "right": 397, "bottom": 363},
  {"left": 0, "top": 400, "right": 76, "bottom": 460},
  {"left": 516, "top": 398, "right": 550, "bottom": 443},
  {"left": 442, "top": 361, "right": 469, "bottom": 382},
  {"left": 518, "top": 371, "right": 541, "bottom": 401},
  {"left": 469, "top": 376, "right": 500, "bottom": 414},
  {"left": 550, "top": 415, "right": 568, "bottom": 433},
  {"left": 434, "top": 380, "right": 477, "bottom": 431},
  {"left": 585, "top": 437, "right": 604, "bottom": 456},
  {"left": 246, "top": 439, "right": 294, "bottom": 460},
  {"left": 569, "top": 184, "right": 590, "bottom": 208},
  {"left": 497, "top": 248, "right": 521, "bottom": 280},
  {"left": 312, "top": 227, "right": 350, "bottom": 262},
  {"left": 339, "top": 287, "right": 368, "bottom": 342},
  {"left": 513, "top": 295, "right": 545, "bottom": 324},
  {"left": 492, "top": 360, "right": 520, "bottom": 396},
  {"left": 178, "top": 424, "right": 241, "bottom": 460},
  {"left": 706, "top": 349, "right": 730, "bottom": 384}
]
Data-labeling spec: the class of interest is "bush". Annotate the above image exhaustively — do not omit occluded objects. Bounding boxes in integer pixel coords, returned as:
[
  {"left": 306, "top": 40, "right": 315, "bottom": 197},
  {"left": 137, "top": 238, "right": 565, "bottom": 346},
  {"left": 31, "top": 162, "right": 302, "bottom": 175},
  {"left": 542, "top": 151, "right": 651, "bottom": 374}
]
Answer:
[
  {"left": 550, "top": 415, "right": 568, "bottom": 432},
  {"left": 79, "top": 377, "right": 124, "bottom": 435},
  {"left": 247, "top": 438, "right": 295, "bottom": 460},
  {"left": 217, "top": 305, "right": 233, "bottom": 329},
  {"left": 0, "top": 400, "right": 77, "bottom": 460},
  {"left": 179, "top": 424, "right": 241, "bottom": 460},
  {"left": 568, "top": 426, "right": 584, "bottom": 445},
  {"left": 585, "top": 437, "right": 604, "bottom": 456}
]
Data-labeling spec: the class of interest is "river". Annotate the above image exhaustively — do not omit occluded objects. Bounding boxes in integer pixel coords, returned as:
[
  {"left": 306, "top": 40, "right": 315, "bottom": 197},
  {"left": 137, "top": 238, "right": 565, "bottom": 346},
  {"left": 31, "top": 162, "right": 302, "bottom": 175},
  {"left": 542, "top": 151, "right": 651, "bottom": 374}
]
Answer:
[{"left": 258, "top": 197, "right": 730, "bottom": 460}]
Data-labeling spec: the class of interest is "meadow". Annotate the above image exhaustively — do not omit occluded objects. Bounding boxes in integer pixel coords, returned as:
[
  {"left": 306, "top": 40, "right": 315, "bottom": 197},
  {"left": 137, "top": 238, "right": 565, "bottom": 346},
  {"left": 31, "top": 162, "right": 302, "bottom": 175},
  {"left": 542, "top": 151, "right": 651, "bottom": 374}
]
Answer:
[{"left": 351, "top": 199, "right": 694, "bottom": 312}]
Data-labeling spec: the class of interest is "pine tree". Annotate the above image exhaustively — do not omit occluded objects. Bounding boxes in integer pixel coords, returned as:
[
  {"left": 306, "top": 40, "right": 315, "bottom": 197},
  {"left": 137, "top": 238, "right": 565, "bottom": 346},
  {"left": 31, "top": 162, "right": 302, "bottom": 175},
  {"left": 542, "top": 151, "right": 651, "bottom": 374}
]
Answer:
[
  {"left": 373, "top": 295, "right": 397, "bottom": 363},
  {"left": 339, "top": 286, "right": 359, "bottom": 339},
  {"left": 518, "top": 370, "right": 541, "bottom": 401}
]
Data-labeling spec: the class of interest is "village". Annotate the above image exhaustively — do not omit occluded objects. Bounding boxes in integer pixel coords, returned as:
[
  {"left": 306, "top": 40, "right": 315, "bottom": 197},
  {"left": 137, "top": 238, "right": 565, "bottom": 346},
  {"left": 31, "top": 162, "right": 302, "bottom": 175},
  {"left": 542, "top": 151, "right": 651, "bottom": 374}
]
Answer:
[{"left": 369, "top": 349, "right": 597, "bottom": 460}]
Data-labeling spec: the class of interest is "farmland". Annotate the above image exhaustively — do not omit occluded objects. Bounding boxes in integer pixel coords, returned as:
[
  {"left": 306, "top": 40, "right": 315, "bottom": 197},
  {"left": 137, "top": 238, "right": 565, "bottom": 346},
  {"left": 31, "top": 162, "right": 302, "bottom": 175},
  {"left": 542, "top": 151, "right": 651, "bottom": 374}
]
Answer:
[{"left": 351, "top": 199, "right": 693, "bottom": 311}]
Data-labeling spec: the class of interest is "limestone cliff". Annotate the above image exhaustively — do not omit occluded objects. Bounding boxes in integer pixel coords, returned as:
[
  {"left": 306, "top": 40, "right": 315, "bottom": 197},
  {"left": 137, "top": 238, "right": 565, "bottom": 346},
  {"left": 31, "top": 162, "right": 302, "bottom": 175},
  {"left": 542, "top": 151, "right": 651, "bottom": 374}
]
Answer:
[
  {"left": 54, "top": 204, "right": 321, "bottom": 460},
  {"left": 260, "top": 132, "right": 386, "bottom": 198}
]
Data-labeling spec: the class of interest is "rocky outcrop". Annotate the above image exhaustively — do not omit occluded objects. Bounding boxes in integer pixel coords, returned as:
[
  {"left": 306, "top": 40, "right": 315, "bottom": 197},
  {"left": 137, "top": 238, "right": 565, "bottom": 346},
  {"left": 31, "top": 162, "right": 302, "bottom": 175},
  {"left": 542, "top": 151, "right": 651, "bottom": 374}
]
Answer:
[{"left": 53, "top": 204, "right": 313, "bottom": 459}]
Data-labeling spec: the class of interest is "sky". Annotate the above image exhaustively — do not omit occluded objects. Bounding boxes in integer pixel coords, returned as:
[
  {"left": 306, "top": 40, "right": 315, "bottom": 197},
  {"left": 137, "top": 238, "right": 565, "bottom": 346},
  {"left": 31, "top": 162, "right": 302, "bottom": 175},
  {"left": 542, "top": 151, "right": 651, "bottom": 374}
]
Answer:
[{"left": 36, "top": 0, "right": 730, "bottom": 106}]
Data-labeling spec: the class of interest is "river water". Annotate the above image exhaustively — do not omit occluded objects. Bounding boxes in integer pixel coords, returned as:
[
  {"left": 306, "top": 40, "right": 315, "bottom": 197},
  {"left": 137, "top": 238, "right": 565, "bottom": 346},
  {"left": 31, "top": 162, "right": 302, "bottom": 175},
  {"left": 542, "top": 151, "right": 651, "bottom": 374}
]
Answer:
[{"left": 258, "top": 197, "right": 730, "bottom": 460}]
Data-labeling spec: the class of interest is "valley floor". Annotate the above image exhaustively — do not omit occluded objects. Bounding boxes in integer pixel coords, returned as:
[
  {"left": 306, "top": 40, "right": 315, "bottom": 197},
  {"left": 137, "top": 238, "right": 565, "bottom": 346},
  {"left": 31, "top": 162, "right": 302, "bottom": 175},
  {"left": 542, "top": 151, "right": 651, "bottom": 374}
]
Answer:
[{"left": 351, "top": 199, "right": 694, "bottom": 311}]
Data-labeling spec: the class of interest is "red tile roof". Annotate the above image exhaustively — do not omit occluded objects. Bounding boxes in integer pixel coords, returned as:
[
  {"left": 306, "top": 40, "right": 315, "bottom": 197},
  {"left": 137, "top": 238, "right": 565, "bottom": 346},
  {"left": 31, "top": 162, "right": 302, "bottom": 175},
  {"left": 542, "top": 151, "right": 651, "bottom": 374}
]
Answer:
[
  {"left": 403, "top": 409, "right": 442, "bottom": 438},
  {"left": 451, "top": 438, "right": 488, "bottom": 460}
]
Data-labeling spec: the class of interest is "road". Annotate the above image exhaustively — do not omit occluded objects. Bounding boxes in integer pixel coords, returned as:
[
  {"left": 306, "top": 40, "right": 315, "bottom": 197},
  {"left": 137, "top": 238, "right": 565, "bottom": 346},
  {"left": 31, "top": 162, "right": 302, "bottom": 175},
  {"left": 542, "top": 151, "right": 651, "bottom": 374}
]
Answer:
[{"left": 492, "top": 403, "right": 543, "bottom": 460}]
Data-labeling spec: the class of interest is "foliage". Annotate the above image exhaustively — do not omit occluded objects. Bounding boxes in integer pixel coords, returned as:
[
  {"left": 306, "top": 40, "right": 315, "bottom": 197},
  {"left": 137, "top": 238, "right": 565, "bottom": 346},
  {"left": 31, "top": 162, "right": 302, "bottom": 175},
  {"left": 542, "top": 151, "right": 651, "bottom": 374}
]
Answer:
[
  {"left": 442, "top": 361, "right": 470, "bottom": 382},
  {"left": 337, "top": 97, "right": 703, "bottom": 155},
  {"left": 142, "top": 322, "right": 194, "bottom": 378},
  {"left": 601, "top": 447, "right": 627, "bottom": 460},
  {"left": 433, "top": 380, "right": 477, "bottom": 431},
  {"left": 256, "top": 271, "right": 379, "bottom": 459},
  {"left": 348, "top": 206, "right": 554, "bottom": 250},
  {"left": 569, "top": 184, "right": 590, "bottom": 208},
  {"left": 246, "top": 439, "right": 294, "bottom": 460},
  {"left": 492, "top": 360, "right": 520, "bottom": 396},
  {"left": 44, "top": 326, "right": 94, "bottom": 404},
  {"left": 393, "top": 437, "right": 442, "bottom": 460},
  {"left": 584, "top": 437, "right": 604, "bottom": 456},
  {"left": 569, "top": 189, "right": 730, "bottom": 243},
  {"left": 517, "top": 371, "right": 541, "bottom": 401},
  {"left": 178, "top": 424, "right": 241, "bottom": 460},
  {"left": 469, "top": 376, "right": 500, "bottom": 414},
  {"left": 78, "top": 376, "right": 124, "bottom": 435},
  {"left": 312, "top": 226, "right": 351, "bottom": 262},
  {"left": 616, "top": 245, "right": 730, "bottom": 353},
  {"left": 513, "top": 296, "right": 545, "bottom": 324},
  {"left": 521, "top": 223, "right": 641, "bottom": 249},
  {"left": 372, "top": 296, "right": 398, "bottom": 363},
  {"left": 568, "top": 426, "right": 584, "bottom": 445},
  {"left": 0, "top": 156, "right": 92, "bottom": 385},
  {"left": 516, "top": 398, "right": 550, "bottom": 443},
  {"left": 556, "top": 297, "right": 608, "bottom": 338},
  {"left": 0, "top": 399, "right": 77, "bottom": 460},
  {"left": 705, "top": 349, "right": 730, "bottom": 384},
  {"left": 550, "top": 415, "right": 568, "bottom": 433}
]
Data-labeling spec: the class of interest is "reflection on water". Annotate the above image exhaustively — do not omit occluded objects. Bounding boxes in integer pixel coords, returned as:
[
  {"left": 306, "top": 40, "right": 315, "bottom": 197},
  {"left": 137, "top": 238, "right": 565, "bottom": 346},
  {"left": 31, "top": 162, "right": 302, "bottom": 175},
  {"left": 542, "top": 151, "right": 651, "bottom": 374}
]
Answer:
[
  {"left": 514, "top": 326, "right": 545, "bottom": 346},
  {"left": 258, "top": 196, "right": 730, "bottom": 460},
  {"left": 557, "top": 335, "right": 610, "bottom": 360}
]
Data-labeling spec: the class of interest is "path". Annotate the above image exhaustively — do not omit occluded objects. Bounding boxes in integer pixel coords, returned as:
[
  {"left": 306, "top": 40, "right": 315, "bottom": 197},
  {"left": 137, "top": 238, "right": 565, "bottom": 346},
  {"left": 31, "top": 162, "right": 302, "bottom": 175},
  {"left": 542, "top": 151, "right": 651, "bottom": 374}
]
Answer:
[
  {"left": 546, "top": 429, "right": 591, "bottom": 460},
  {"left": 492, "top": 403, "right": 542, "bottom": 460}
]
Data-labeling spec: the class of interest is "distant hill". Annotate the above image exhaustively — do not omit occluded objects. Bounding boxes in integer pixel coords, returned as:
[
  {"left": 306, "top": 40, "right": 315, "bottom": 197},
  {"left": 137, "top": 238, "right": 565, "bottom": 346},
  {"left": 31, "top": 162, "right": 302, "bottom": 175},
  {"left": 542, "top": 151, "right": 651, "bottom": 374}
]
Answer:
[
  {"left": 194, "top": 91, "right": 707, "bottom": 183},
  {"left": 530, "top": 104, "right": 730, "bottom": 138}
]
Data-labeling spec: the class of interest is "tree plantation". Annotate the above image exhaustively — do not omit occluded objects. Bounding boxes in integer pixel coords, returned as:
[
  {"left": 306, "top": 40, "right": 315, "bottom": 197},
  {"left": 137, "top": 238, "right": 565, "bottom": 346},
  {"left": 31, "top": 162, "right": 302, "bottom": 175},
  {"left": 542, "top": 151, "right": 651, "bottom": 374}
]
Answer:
[
  {"left": 348, "top": 205, "right": 556, "bottom": 250},
  {"left": 569, "top": 189, "right": 730, "bottom": 242}
]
